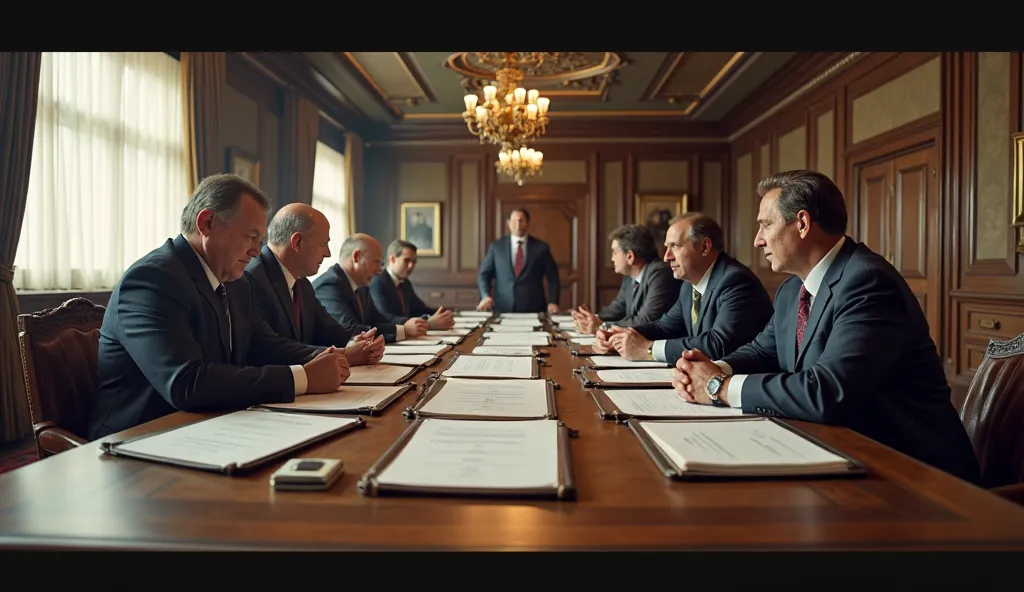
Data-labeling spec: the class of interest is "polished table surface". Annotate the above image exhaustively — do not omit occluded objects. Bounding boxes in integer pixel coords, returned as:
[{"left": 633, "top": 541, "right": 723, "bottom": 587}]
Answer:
[{"left": 2, "top": 322, "right": 1024, "bottom": 551}]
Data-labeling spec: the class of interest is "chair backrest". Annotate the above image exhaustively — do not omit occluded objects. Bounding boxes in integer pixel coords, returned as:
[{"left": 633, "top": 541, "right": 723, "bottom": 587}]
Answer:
[
  {"left": 17, "top": 298, "right": 105, "bottom": 440},
  {"left": 959, "top": 332, "right": 1024, "bottom": 489}
]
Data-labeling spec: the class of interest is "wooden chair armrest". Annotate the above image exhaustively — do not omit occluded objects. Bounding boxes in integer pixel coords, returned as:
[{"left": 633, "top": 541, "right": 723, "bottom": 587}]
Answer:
[
  {"left": 33, "top": 421, "right": 87, "bottom": 457},
  {"left": 991, "top": 483, "right": 1024, "bottom": 506}
]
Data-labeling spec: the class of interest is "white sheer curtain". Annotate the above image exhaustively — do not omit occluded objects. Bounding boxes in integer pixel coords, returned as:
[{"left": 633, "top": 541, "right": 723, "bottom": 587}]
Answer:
[
  {"left": 309, "top": 140, "right": 348, "bottom": 282},
  {"left": 13, "top": 51, "right": 187, "bottom": 291}
]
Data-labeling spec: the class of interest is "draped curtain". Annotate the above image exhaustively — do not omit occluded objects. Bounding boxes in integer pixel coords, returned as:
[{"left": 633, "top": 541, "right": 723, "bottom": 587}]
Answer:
[
  {"left": 343, "top": 130, "right": 364, "bottom": 236},
  {"left": 281, "top": 91, "right": 319, "bottom": 205},
  {"left": 180, "top": 52, "right": 225, "bottom": 193}
]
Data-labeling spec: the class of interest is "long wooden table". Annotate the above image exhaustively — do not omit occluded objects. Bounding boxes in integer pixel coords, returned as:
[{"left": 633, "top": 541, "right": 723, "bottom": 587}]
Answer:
[{"left": 2, "top": 322, "right": 1024, "bottom": 551}]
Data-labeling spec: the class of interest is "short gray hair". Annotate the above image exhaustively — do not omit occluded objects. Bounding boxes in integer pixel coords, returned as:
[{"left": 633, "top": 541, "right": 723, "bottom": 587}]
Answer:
[
  {"left": 267, "top": 210, "right": 315, "bottom": 246},
  {"left": 387, "top": 239, "right": 417, "bottom": 259},
  {"left": 180, "top": 174, "right": 270, "bottom": 236},
  {"left": 338, "top": 235, "right": 375, "bottom": 261},
  {"left": 756, "top": 170, "right": 847, "bottom": 235},
  {"left": 672, "top": 212, "right": 725, "bottom": 252}
]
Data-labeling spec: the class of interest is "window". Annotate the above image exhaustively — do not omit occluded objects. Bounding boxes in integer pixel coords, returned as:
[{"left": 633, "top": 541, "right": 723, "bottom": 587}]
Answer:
[
  {"left": 13, "top": 52, "right": 187, "bottom": 291},
  {"left": 309, "top": 140, "right": 348, "bottom": 281}
]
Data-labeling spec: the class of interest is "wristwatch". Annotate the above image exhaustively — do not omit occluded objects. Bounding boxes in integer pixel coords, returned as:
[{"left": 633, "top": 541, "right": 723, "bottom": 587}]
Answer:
[{"left": 706, "top": 374, "right": 728, "bottom": 407}]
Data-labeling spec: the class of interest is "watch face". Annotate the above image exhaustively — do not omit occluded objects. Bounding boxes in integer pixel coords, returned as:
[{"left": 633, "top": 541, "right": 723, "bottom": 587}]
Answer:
[{"left": 707, "top": 376, "right": 721, "bottom": 396}]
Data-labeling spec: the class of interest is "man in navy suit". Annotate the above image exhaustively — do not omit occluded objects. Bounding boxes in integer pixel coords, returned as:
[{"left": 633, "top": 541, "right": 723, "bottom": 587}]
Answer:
[
  {"left": 88, "top": 174, "right": 351, "bottom": 439},
  {"left": 672, "top": 170, "right": 980, "bottom": 483},
  {"left": 599, "top": 213, "right": 773, "bottom": 363},
  {"left": 245, "top": 203, "right": 384, "bottom": 364},
  {"left": 476, "top": 208, "right": 561, "bottom": 314},
  {"left": 370, "top": 239, "right": 454, "bottom": 329},
  {"left": 312, "top": 233, "right": 429, "bottom": 343}
]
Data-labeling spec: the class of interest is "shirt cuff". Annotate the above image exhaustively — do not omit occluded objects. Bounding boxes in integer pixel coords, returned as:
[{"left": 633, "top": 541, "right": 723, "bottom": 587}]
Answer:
[
  {"left": 652, "top": 340, "right": 668, "bottom": 363},
  {"left": 290, "top": 364, "right": 308, "bottom": 396},
  {"left": 395, "top": 325, "right": 406, "bottom": 341},
  {"left": 712, "top": 360, "right": 744, "bottom": 409}
]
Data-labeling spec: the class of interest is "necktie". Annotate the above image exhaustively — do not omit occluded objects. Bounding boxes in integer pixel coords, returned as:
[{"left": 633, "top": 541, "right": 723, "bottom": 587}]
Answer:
[
  {"left": 292, "top": 283, "right": 302, "bottom": 330},
  {"left": 690, "top": 288, "right": 701, "bottom": 332},
  {"left": 795, "top": 285, "right": 812, "bottom": 349},
  {"left": 355, "top": 287, "right": 368, "bottom": 323},
  {"left": 215, "top": 284, "right": 232, "bottom": 351},
  {"left": 514, "top": 240, "right": 524, "bottom": 278},
  {"left": 396, "top": 281, "right": 408, "bottom": 316}
]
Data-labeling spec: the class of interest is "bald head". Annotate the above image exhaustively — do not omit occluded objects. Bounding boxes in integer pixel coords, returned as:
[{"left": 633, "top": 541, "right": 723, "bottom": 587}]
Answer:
[
  {"left": 266, "top": 203, "right": 333, "bottom": 279},
  {"left": 339, "top": 233, "right": 384, "bottom": 286},
  {"left": 267, "top": 203, "right": 327, "bottom": 246}
]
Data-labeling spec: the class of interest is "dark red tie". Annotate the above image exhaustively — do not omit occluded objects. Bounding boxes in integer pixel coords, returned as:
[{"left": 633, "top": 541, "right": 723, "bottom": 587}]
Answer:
[
  {"left": 292, "top": 283, "right": 302, "bottom": 327},
  {"left": 396, "top": 282, "right": 408, "bottom": 316},
  {"left": 514, "top": 241, "right": 524, "bottom": 277},
  {"left": 354, "top": 288, "right": 367, "bottom": 322},
  {"left": 795, "top": 285, "right": 811, "bottom": 348}
]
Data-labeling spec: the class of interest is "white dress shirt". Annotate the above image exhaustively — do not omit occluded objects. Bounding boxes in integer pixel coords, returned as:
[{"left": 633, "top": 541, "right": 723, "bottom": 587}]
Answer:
[
  {"left": 651, "top": 258, "right": 714, "bottom": 363},
  {"left": 189, "top": 242, "right": 309, "bottom": 395},
  {"left": 714, "top": 236, "right": 846, "bottom": 408},
  {"left": 511, "top": 234, "right": 528, "bottom": 263}
]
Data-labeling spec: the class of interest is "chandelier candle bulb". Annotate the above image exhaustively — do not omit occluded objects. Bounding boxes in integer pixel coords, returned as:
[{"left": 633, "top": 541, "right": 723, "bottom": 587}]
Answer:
[
  {"left": 537, "top": 97, "right": 550, "bottom": 114},
  {"left": 527, "top": 89, "right": 539, "bottom": 104},
  {"left": 527, "top": 104, "right": 537, "bottom": 119},
  {"left": 514, "top": 87, "right": 526, "bottom": 103},
  {"left": 483, "top": 86, "right": 497, "bottom": 101},
  {"left": 464, "top": 94, "right": 478, "bottom": 112}
]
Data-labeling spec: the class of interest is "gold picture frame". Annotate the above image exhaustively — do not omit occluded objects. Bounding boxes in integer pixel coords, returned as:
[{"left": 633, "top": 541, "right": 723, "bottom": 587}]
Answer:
[
  {"left": 400, "top": 202, "right": 442, "bottom": 256},
  {"left": 1012, "top": 132, "right": 1024, "bottom": 254},
  {"left": 635, "top": 193, "right": 691, "bottom": 256},
  {"left": 226, "top": 146, "right": 260, "bottom": 186}
]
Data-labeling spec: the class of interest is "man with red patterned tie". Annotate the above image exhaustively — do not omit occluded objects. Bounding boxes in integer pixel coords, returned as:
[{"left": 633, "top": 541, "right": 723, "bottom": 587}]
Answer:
[
  {"left": 476, "top": 208, "right": 561, "bottom": 315},
  {"left": 245, "top": 203, "right": 383, "bottom": 364},
  {"left": 370, "top": 239, "right": 454, "bottom": 329},
  {"left": 669, "top": 170, "right": 980, "bottom": 484}
]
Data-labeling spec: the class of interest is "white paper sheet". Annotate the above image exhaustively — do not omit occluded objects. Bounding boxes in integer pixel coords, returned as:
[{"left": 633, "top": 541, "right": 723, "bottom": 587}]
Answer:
[
  {"left": 455, "top": 311, "right": 493, "bottom": 318},
  {"left": 405, "top": 335, "right": 461, "bottom": 344},
  {"left": 497, "top": 318, "right": 543, "bottom": 327},
  {"left": 604, "top": 389, "right": 743, "bottom": 417},
  {"left": 347, "top": 363, "right": 413, "bottom": 384},
  {"left": 389, "top": 339, "right": 444, "bottom": 346},
  {"left": 419, "top": 377, "right": 550, "bottom": 418},
  {"left": 481, "top": 333, "right": 550, "bottom": 346},
  {"left": 549, "top": 315, "right": 575, "bottom": 324},
  {"left": 426, "top": 329, "right": 471, "bottom": 336},
  {"left": 263, "top": 385, "right": 409, "bottom": 412},
  {"left": 595, "top": 368, "right": 675, "bottom": 383},
  {"left": 641, "top": 419, "right": 850, "bottom": 474},
  {"left": 488, "top": 324, "right": 541, "bottom": 333},
  {"left": 500, "top": 312, "right": 541, "bottom": 319},
  {"left": 472, "top": 345, "right": 535, "bottom": 356},
  {"left": 379, "top": 354, "right": 435, "bottom": 366},
  {"left": 383, "top": 344, "right": 448, "bottom": 355},
  {"left": 569, "top": 336, "right": 597, "bottom": 345},
  {"left": 374, "top": 419, "right": 560, "bottom": 489},
  {"left": 587, "top": 357, "right": 670, "bottom": 369},
  {"left": 111, "top": 410, "right": 359, "bottom": 469},
  {"left": 442, "top": 354, "right": 535, "bottom": 379}
]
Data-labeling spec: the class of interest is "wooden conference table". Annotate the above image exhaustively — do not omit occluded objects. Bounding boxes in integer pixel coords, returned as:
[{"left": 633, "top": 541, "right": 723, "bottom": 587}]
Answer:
[{"left": 1, "top": 321, "right": 1023, "bottom": 551}]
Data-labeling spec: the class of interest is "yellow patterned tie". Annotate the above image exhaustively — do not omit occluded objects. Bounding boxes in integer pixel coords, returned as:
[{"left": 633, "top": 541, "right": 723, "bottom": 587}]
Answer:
[{"left": 690, "top": 288, "right": 701, "bottom": 332}]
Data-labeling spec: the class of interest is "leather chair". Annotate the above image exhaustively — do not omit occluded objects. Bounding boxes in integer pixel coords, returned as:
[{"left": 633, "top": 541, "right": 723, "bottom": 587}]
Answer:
[
  {"left": 17, "top": 297, "right": 105, "bottom": 458},
  {"left": 959, "top": 332, "right": 1024, "bottom": 504}
]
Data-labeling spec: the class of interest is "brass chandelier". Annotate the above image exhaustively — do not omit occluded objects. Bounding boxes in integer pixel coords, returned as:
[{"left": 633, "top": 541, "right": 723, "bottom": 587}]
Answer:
[{"left": 496, "top": 146, "right": 544, "bottom": 186}]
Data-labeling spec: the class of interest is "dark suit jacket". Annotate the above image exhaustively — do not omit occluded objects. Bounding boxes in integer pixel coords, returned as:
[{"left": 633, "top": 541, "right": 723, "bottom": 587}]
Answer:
[
  {"left": 633, "top": 252, "right": 773, "bottom": 363},
  {"left": 244, "top": 245, "right": 354, "bottom": 347},
  {"left": 598, "top": 260, "right": 681, "bottom": 328},
  {"left": 721, "top": 237, "right": 980, "bottom": 483},
  {"left": 369, "top": 270, "right": 433, "bottom": 324},
  {"left": 477, "top": 235, "right": 560, "bottom": 314},
  {"left": 88, "top": 234, "right": 321, "bottom": 439},
  {"left": 312, "top": 263, "right": 399, "bottom": 342}
]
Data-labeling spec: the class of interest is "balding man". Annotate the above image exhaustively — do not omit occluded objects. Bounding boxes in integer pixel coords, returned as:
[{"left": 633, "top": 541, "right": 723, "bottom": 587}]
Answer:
[
  {"left": 244, "top": 203, "right": 384, "bottom": 365},
  {"left": 601, "top": 212, "right": 773, "bottom": 363},
  {"left": 312, "top": 233, "right": 430, "bottom": 343}
]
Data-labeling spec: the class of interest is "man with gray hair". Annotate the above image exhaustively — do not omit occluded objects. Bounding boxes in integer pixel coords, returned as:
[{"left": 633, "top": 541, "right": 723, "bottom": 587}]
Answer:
[
  {"left": 245, "top": 203, "right": 384, "bottom": 365},
  {"left": 599, "top": 212, "right": 773, "bottom": 364},
  {"left": 88, "top": 174, "right": 351, "bottom": 439},
  {"left": 313, "top": 233, "right": 430, "bottom": 343}
]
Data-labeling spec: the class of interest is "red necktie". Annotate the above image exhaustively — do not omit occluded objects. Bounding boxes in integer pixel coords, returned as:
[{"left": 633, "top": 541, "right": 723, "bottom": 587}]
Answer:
[
  {"left": 514, "top": 240, "right": 524, "bottom": 277},
  {"left": 354, "top": 288, "right": 367, "bottom": 322},
  {"left": 292, "top": 283, "right": 302, "bottom": 327},
  {"left": 396, "top": 282, "right": 408, "bottom": 316},
  {"left": 795, "top": 285, "right": 811, "bottom": 348}
]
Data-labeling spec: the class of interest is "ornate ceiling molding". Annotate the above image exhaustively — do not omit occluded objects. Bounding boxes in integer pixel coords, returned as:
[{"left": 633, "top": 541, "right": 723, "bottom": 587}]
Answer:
[{"left": 445, "top": 52, "right": 629, "bottom": 101}]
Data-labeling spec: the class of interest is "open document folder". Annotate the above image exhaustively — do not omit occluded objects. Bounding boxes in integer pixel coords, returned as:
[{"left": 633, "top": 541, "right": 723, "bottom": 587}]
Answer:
[
  {"left": 261, "top": 384, "right": 413, "bottom": 415},
  {"left": 590, "top": 388, "right": 745, "bottom": 421},
  {"left": 440, "top": 353, "right": 538, "bottom": 379},
  {"left": 408, "top": 377, "right": 555, "bottom": 420},
  {"left": 358, "top": 418, "right": 576, "bottom": 499},
  {"left": 627, "top": 417, "right": 865, "bottom": 480}
]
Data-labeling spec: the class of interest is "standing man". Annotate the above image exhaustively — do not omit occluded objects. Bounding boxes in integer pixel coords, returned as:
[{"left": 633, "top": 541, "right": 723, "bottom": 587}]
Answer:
[
  {"left": 245, "top": 203, "right": 384, "bottom": 365},
  {"left": 313, "top": 233, "right": 429, "bottom": 343},
  {"left": 600, "top": 213, "right": 772, "bottom": 363},
  {"left": 476, "top": 208, "right": 561, "bottom": 314},
  {"left": 570, "top": 224, "right": 680, "bottom": 334},
  {"left": 370, "top": 239, "right": 454, "bottom": 330},
  {"left": 671, "top": 170, "right": 980, "bottom": 484},
  {"left": 88, "top": 174, "right": 350, "bottom": 439}
]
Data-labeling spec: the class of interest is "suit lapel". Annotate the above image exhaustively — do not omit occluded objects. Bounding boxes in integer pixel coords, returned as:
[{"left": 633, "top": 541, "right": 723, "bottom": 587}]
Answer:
[
  {"left": 681, "top": 285, "right": 693, "bottom": 337},
  {"left": 694, "top": 255, "right": 726, "bottom": 334},
  {"left": 794, "top": 236, "right": 857, "bottom": 368},
  {"left": 504, "top": 237, "right": 517, "bottom": 279},
  {"left": 225, "top": 282, "right": 244, "bottom": 365},
  {"left": 295, "top": 280, "right": 312, "bottom": 342},
  {"left": 261, "top": 246, "right": 300, "bottom": 339},
  {"left": 172, "top": 235, "right": 231, "bottom": 359}
]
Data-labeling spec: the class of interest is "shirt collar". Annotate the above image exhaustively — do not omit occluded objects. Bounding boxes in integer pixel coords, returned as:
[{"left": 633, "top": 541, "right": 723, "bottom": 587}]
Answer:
[
  {"left": 271, "top": 249, "right": 297, "bottom": 293},
  {"left": 188, "top": 241, "right": 221, "bottom": 292},
  {"left": 387, "top": 268, "right": 402, "bottom": 286},
  {"left": 693, "top": 253, "right": 717, "bottom": 296},
  {"left": 803, "top": 236, "right": 846, "bottom": 297}
]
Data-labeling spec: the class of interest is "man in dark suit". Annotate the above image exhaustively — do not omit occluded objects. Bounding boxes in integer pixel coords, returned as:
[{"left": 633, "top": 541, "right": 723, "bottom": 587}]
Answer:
[
  {"left": 600, "top": 213, "right": 773, "bottom": 363},
  {"left": 476, "top": 208, "right": 561, "bottom": 314},
  {"left": 370, "top": 239, "right": 455, "bottom": 329},
  {"left": 88, "top": 174, "right": 351, "bottom": 439},
  {"left": 312, "top": 233, "right": 430, "bottom": 343},
  {"left": 245, "top": 203, "right": 384, "bottom": 364},
  {"left": 672, "top": 170, "right": 980, "bottom": 483},
  {"left": 569, "top": 224, "right": 680, "bottom": 333}
]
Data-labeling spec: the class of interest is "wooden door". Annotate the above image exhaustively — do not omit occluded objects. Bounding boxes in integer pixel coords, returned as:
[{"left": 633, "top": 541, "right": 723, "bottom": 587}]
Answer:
[
  {"left": 493, "top": 184, "right": 590, "bottom": 310},
  {"left": 853, "top": 144, "right": 941, "bottom": 345}
]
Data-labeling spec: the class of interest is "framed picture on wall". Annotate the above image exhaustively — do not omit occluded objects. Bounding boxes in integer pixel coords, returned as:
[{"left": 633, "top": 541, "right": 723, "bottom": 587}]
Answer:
[
  {"left": 635, "top": 193, "right": 690, "bottom": 256},
  {"left": 400, "top": 202, "right": 442, "bottom": 256},
  {"left": 226, "top": 146, "right": 261, "bottom": 186}
]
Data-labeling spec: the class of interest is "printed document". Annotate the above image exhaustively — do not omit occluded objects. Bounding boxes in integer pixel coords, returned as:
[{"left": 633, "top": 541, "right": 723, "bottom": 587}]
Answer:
[
  {"left": 264, "top": 385, "right": 408, "bottom": 412},
  {"left": 442, "top": 354, "right": 535, "bottom": 379},
  {"left": 383, "top": 344, "right": 448, "bottom": 356},
  {"left": 473, "top": 345, "right": 535, "bottom": 356},
  {"left": 549, "top": 315, "right": 575, "bottom": 324},
  {"left": 500, "top": 312, "right": 541, "bottom": 319},
  {"left": 482, "top": 333, "right": 550, "bottom": 346},
  {"left": 427, "top": 329, "right": 471, "bottom": 336},
  {"left": 570, "top": 336, "right": 598, "bottom": 345},
  {"left": 588, "top": 357, "right": 670, "bottom": 369},
  {"left": 374, "top": 419, "right": 560, "bottom": 489},
  {"left": 111, "top": 410, "right": 358, "bottom": 469},
  {"left": 419, "top": 377, "right": 550, "bottom": 418},
  {"left": 348, "top": 363, "right": 413, "bottom": 384},
  {"left": 604, "top": 389, "right": 743, "bottom": 417},
  {"left": 380, "top": 354, "right": 435, "bottom": 366},
  {"left": 497, "top": 318, "right": 543, "bottom": 327},
  {"left": 456, "top": 311, "right": 493, "bottom": 318},
  {"left": 488, "top": 324, "right": 541, "bottom": 333},
  {"left": 595, "top": 368, "right": 675, "bottom": 384}
]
